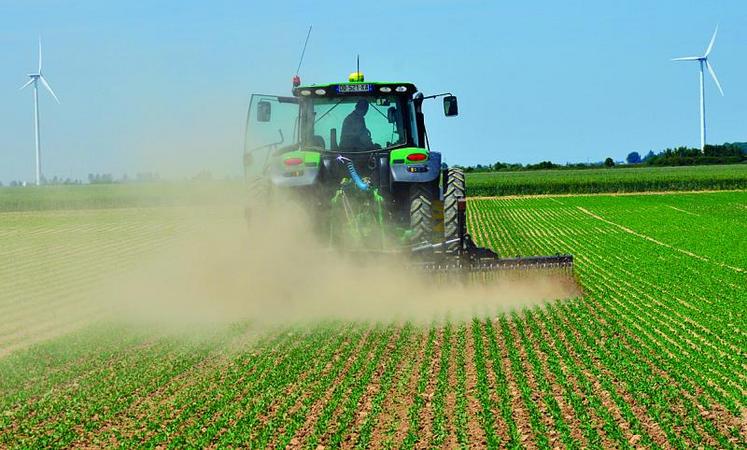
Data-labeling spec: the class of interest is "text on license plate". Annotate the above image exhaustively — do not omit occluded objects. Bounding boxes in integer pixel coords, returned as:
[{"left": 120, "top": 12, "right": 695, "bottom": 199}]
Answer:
[{"left": 337, "top": 84, "right": 372, "bottom": 93}]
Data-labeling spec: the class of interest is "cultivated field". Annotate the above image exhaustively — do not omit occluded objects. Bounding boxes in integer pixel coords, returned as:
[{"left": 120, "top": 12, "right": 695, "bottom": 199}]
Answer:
[
  {"left": 466, "top": 164, "right": 747, "bottom": 196},
  {"left": 0, "top": 184, "right": 745, "bottom": 448}
]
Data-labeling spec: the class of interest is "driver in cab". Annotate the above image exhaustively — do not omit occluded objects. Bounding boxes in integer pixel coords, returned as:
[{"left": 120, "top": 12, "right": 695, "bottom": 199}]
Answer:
[{"left": 339, "top": 99, "right": 376, "bottom": 150}]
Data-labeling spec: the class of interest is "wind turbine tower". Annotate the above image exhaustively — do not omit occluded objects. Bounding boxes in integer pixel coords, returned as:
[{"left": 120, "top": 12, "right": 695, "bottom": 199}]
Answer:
[
  {"left": 20, "top": 38, "right": 60, "bottom": 186},
  {"left": 672, "top": 26, "right": 724, "bottom": 152}
]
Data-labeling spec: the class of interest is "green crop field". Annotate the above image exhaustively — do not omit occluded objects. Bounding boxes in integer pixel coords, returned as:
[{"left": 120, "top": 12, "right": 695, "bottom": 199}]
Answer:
[
  {"left": 0, "top": 182, "right": 244, "bottom": 212},
  {"left": 1, "top": 186, "right": 745, "bottom": 448},
  {"left": 466, "top": 164, "right": 747, "bottom": 196}
]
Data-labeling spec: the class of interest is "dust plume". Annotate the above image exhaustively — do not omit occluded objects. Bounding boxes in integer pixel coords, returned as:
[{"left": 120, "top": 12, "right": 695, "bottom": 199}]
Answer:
[{"left": 100, "top": 187, "right": 581, "bottom": 329}]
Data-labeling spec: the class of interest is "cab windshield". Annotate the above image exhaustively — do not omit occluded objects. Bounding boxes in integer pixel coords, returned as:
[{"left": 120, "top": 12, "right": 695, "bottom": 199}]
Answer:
[{"left": 300, "top": 95, "right": 406, "bottom": 152}]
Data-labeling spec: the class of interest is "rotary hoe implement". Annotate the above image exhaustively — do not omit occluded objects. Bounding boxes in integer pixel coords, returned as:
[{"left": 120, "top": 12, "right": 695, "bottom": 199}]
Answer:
[{"left": 242, "top": 70, "right": 573, "bottom": 281}]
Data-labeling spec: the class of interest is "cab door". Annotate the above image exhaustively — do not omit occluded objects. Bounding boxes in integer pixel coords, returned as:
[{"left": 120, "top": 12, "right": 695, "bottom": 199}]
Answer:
[{"left": 243, "top": 94, "right": 299, "bottom": 182}]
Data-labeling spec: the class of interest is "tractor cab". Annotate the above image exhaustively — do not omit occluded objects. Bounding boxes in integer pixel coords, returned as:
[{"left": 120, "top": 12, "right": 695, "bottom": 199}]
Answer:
[
  {"left": 293, "top": 79, "right": 422, "bottom": 153},
  {"left": 243, "top": 72, "right": 458, "bottom": 184}
]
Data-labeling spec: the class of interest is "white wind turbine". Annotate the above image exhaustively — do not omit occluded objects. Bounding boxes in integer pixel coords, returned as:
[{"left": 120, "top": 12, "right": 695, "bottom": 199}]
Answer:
[
  {"left": 20, "top": 38, "right": 60, "bottom": 186},
  {"left": 672, "top": 26, "right": 724, "bottom": 152}
]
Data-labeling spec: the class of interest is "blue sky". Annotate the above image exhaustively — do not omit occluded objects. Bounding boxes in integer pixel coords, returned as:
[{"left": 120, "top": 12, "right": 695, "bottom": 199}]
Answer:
[{"left": 0, "top": 1, "right": 745, "bottom": 182}]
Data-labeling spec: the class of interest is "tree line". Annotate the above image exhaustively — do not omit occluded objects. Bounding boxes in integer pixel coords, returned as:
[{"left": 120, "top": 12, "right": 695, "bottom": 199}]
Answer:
[
  {"left": 457, "top": 142, "right": 746, "bottom": 173},
  {"left": 0, "top": 172, "right": 162, "bottom": 187},
  {"left": 626, "top": 142, "right": 746, "bottom": 166}
]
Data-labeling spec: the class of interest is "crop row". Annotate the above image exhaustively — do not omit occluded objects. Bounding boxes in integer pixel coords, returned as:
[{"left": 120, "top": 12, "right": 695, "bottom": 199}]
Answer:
[
  {"left": 468, "top": 193, "right": 745, "bottom": 447},
  {"left": 466, "top": 164, "right": 747, "bottom": 196},
  {"left": 0, "top": 182, "right": 244, "bottom": 212},
  {"left": 1, "top": 191, "right": 744, "bottom": 447},
  {"left": 2, "top": 318, "right": 743, "bottom": 448},
  {"left": 0, "top": 207, "right": 227, "bottom": 356}
]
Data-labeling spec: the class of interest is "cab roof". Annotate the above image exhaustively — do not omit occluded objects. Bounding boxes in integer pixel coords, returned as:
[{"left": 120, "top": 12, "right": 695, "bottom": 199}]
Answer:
[{"left": 292, "top": 81, "right": 418, "bottom": 98}]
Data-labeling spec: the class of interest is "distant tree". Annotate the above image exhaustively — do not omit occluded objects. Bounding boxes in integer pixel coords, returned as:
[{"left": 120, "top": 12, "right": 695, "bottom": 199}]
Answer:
[
  {"left": 643, "top": 150, "right": 656, "bottom": 161},
  {"left": 526, "top": 161, "right": 558, "bottom": 170},
  {"left": 192, "top": 170, "right": 213, "bottom": 182},
  {"left": 493, "top": 161, "right": 508, "bottom": 171},
  {"left": 87, "top": 173, "right": 114, "bottom": 184},
  {"left": 704, "top": 144, "right": 743, "bottom": 158},
  {"left": 604, "top": 157, "right": 615, "bottom": 167},
  {"left": 626, "top": 151, "right": 641, "bottom": 164}
]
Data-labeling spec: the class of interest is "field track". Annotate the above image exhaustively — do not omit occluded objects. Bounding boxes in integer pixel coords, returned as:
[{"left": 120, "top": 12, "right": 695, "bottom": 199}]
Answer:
[{"left": 1, "top": 189, "right": 745, "bottom": 448}]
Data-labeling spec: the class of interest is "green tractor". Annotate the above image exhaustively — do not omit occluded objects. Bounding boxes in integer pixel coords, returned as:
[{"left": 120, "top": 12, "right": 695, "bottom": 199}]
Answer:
[{"left": 243, "top": 72, "right": 573, "bottom": 272}]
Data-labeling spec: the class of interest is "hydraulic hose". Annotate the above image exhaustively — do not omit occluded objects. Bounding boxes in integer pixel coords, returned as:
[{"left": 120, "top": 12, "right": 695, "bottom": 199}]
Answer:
[{"left": 337, "top": 156, "right": 369, "bottom": 191}]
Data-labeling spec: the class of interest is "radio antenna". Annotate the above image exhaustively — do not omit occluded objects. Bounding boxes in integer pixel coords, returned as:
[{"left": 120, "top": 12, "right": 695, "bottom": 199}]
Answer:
[
  {"left": 356, "top": 54, "right": 360, "bottom": 74},
  {"left": 295, "top": 25, "right": 312, "bottom": 75}
]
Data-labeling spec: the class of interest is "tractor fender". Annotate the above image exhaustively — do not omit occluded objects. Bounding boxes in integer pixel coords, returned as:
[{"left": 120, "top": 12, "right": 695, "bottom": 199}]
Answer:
[{"left": 390, "top": 151, "right": 441, "bottom": 183}]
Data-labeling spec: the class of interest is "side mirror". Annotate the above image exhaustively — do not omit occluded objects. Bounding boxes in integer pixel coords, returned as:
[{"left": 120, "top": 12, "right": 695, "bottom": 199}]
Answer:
[
  {"left": 257, "top": 101, "right": 272, "bottom": 122},
  {"left": 443, "top": 95, "right": 458, "bottom": 117}
]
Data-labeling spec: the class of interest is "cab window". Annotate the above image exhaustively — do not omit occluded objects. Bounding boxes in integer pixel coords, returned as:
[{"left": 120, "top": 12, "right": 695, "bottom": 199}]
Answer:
[{"left": 305, "top": 95, "right": 406, "bottom": 151}]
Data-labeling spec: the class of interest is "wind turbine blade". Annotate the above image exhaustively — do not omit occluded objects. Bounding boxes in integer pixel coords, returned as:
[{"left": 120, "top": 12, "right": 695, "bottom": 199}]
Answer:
[
  {"left": 39, "top": 75, "right": 60, "bottom": 103},
  {"left": 704, "top": 25, "right": 718, "bottom": 57},
  {"left": 671, "top": 56, "right": 700, "bottom": 61},
  {"left": 19, "top": 78, "right": 34, "bottom": 90},
  {"left": 706, "top": 61, "right": 724, "bottom": 96},
  {"left": 38, "top": 37, "right": 43, "bottom": 72}
]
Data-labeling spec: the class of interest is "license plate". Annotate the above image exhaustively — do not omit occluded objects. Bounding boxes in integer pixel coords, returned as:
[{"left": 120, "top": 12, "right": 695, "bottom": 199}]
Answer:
[{"left": 336, "top": 84, "right": 372, "bottom": 93}]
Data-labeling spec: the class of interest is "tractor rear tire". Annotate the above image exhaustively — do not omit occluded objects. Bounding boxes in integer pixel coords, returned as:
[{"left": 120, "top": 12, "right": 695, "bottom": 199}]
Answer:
[
  {"left": 409, "top": 183, "right": 435, "bottom": 245},
  {"left": 443, "top": 168, "right": 466, "bottom": 253}
]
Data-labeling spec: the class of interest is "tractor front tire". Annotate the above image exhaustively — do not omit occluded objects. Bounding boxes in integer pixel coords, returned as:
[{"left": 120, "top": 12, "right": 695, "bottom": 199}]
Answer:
[
  {"left": 443, "top": 168, "right": 466, "bottom": 253},
  {"left": 409, "top": 183, "right": 435, "bottom": 245}
]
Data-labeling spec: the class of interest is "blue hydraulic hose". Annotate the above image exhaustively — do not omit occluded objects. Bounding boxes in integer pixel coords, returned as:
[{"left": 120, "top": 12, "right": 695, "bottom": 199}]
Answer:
[{"left": 338, "top": 156, "right": 369, "bottom": 191}]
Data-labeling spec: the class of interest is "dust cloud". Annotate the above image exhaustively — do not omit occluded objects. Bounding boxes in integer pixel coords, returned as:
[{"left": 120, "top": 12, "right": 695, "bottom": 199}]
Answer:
[{"left": 100, "top": 188, "right": 581, "bottom": 330}]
